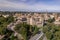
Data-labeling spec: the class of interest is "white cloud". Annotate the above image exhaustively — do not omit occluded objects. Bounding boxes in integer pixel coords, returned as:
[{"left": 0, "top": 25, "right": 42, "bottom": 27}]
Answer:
[{"left": 0, "top": 0, "right": 60, "bottom": 11}]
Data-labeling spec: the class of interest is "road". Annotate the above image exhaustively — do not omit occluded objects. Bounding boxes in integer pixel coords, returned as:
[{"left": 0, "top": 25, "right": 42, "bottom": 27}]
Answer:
[{"left": 29, "top": 31, "right": 44, "bottom": 40}]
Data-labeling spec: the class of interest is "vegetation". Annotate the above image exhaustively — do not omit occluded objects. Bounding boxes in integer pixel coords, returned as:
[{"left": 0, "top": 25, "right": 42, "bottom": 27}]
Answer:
[
  {"left": 0, "top": 15, "right": 18, "bottom": 40},
  {"left": 14, "top": 22, "right": 39, "bottom": 40},
  {"left": 43, "top": 18, "right": 60, "bottom": 40},
  {"left": 1, "top": 29, "right": 18, "bottom": 40},
  {"left": 47, "top": 18, "right": 55, "bottom": 23},
  {"left": 6, "top": 15, "right": 14, "bottom": 24},
  {"left": 0, "top": 15, "right": 14, "bottom": 35}
]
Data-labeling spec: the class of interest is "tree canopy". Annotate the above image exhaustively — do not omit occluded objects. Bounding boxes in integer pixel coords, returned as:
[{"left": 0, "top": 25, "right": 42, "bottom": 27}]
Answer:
[{"left": 14, "top": 22, "right": 39, "bottom": 40}]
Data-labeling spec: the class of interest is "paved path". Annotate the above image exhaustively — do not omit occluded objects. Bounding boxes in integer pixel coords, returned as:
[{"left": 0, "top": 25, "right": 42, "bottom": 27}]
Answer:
[
  {"left": 7, "top": 20, "right": 20, "bottom": 31},
  {"left": 29, "top": 31, "right": 43, "bottom": 40},
  {"left": 7, "top": 20, "right": 21, "bottom": 36}
]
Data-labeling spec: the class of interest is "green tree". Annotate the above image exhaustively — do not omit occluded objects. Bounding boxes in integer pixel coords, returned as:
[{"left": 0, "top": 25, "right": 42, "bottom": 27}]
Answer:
[
  {"left": 33, "top": 25, "right": 39, "bottom": 35},
  {"left": 6, "top": 16, "right": 14, "bottom": 24},
  {"left": 14, "top": 23, "right": 39, "bottom": 40},
  {"left": 47, "top": 18, "right": 55, "bottom": 23}
]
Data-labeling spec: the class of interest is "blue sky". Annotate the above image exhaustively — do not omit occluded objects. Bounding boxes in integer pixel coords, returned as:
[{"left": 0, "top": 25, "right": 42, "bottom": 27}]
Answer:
[{"left": 0, "top": 0, "right": 60, "bottom": 12}]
